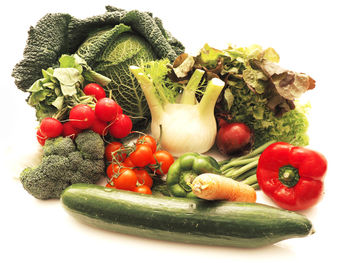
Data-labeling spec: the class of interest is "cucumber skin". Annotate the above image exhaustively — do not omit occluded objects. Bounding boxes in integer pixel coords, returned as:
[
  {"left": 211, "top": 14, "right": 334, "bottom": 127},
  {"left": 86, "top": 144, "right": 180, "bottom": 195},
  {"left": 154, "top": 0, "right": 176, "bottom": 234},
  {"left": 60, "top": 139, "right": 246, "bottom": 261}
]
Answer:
[{"left": 61, "top": 184, "right": 314, "bottom": 248}]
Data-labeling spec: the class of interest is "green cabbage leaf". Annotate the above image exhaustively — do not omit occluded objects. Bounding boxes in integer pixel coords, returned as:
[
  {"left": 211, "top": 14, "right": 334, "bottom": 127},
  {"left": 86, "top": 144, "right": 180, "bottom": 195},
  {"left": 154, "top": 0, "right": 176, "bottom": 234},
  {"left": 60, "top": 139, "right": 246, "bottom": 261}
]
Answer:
[{"left": 12, "top": 6, "right": 185, "bottom": 129}]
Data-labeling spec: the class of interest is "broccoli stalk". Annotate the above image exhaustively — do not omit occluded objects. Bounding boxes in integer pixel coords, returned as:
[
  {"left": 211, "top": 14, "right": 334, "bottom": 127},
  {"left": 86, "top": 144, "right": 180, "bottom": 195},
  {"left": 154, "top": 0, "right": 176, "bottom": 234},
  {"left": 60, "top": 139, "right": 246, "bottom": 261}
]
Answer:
[{"left": 20, "top": 130, "right": 105, "bottom": 200}]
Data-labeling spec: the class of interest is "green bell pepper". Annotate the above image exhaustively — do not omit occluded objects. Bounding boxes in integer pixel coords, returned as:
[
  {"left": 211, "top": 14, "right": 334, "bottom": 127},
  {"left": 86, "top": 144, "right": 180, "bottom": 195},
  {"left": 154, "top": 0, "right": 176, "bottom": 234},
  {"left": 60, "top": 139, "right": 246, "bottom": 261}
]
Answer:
[{"left": 166, "top": 152, "right": 221, "bottom": 198}]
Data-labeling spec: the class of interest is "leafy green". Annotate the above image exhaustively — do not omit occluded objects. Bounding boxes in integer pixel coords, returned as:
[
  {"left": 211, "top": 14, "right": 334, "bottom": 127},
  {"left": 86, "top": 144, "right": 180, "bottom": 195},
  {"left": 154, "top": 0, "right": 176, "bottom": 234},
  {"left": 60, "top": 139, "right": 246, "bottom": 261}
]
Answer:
[
  {"left": 77, "top": 27, "right": 158, "bottom": 129},
  {"left": 12, "top": 6, "right": 185, "bottom": 130},
  {"left": 27, "top": 54, "right": 108, "bottom": 120},
  {"left": 192, "top": 44, "right": 313, "bottom": 147}
]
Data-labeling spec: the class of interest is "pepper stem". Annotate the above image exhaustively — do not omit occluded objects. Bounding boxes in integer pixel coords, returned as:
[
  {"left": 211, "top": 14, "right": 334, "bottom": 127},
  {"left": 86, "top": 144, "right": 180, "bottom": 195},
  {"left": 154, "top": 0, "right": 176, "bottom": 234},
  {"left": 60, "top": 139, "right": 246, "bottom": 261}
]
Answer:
[
  {"left": 179, "top": 171, "right": 198, "bottom": 192},
  {"left": 278, "top": 165, "right": 300, "bottom": 188}
]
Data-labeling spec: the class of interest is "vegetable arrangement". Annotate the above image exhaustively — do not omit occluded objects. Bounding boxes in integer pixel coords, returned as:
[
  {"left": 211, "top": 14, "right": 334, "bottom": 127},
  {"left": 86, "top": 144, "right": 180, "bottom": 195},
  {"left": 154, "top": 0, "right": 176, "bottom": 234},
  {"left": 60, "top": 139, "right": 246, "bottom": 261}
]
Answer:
[
  {"left": 12, "top": 5, "right": 329, "bottom": 248},
  {"left": 104, "top": 135, "right": 174, "bottom": 195}
]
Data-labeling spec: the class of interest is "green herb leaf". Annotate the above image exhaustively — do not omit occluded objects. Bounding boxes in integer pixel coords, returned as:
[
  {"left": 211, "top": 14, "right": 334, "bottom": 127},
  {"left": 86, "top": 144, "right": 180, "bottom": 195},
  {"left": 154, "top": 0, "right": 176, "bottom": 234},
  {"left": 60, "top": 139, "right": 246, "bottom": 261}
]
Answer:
[
  {"left": 51, "top": 96, "right": 64, "bottom": 110},
  {"left": 59, "top": 54, "right": 83, "bottom": 73},
  {"left": 242, "top": 67, "right": 267, "bottom": 94},
  {"left": 28, "top": 79, "right": 43, "bottom": 93}
]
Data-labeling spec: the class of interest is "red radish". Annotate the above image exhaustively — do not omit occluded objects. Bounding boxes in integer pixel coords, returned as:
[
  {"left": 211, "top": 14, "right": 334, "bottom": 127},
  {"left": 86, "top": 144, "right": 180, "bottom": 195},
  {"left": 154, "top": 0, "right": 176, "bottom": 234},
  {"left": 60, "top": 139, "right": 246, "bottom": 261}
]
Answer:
[
  {"left": 62, "top": 122, "right": 81, "bottom": 139},
  {"left": 83, "top": 83, "right": 106, "bottom": 100},
  {"left": 91, "top": 118, "right": 109, "bottom": 136},
  {"left": 95, "top": 98, "right": 122, "bottom": 122},
  {"left": 36, "top": 129, "right": 48, "bottom": 146},
  {"left": 216, "top": 122, "right": 253, "bottom": 155},
  {"left": 69, "top": 104, "right": 95, "bottom": 130},
  {"left": 109, "top": 114, "right": 132, "bottom": 139},
  {"left": 39, "top": 117, "right": 63, "bottom": 138}
]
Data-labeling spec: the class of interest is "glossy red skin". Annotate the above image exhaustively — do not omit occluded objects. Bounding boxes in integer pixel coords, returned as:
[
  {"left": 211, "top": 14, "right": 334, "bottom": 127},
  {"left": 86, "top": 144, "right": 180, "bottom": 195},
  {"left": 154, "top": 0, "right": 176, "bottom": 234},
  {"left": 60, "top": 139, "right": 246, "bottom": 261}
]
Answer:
[
  {"left": 69, "top": 104, "right": 95, "bottom": 130},
  {"left": 150, "top": 150, "right": 174, "bottom": 175},
  {"left": 36, "top": 129, "right": 47, "bottom": 146},
  {"left": 83, "top": 83, "right": 106, "bottom": 100},
  {"left": 95, "top": 98, "right": 122, "bottom": 122},
  {"left": 40, "top": 117, "right": 63, "bottom": 138},
  {"left": 105, "top": 142, "right": 126, "bottom": 163},
  {"left": 91, "top": 118, "right": 109, "bottom": 136},
  {"left": 129, "top": 144, "right": 154, "bottom": 167},
  {"left": 111, "top": 168, "right": 138, "bottom": 191},
  {"left": 109, "top": 114, "right": 132, "bottom": 139},
  {"left": 257, "top": 142, "right": 327, "bottom": 211},
  {"left": 62, "top": 122, "right": 81, "bottom": 139},
  {"left": 134, "top": 168, "right": 153, "bottom": 188},
  {"left": 133, "top": 185, "right": 152, "bottom": 195},
  {"left": 136, "top": 135, "right": 157, "bottom": 153}
]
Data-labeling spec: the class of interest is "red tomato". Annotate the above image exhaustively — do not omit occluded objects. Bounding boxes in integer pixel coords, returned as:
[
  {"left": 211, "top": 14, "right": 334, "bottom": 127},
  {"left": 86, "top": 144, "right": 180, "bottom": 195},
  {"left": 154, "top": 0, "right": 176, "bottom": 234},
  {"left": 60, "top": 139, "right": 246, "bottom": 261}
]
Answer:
[
  {"left": 133, "top": 185, "right": 152, "bottom": 195},
  {"left": 111, "top": 168, "right": 137, "bottom": 191},
  {"left": 129, "top": 144, "right": 154, "bottom": 167},
  {"left": 83, "top": 83, "right": 106, "bottom": 100},
  {"left": 105, "top": 142, "right": 126, "bottom": 163},
  {"left": 122, "top": 156, "right": 135, "bottom": 168},
  {"left": 134, "top": 169, "right": 153, "bottom": 188},
  {"left": 151, "top": 150, "right": 174, "bottom": 175},
  {"left": 136, "top": 135, "right": 157, "bottom": 153},
  {"left": 106, "top": 163, "right": 121, "bottom": 179}
]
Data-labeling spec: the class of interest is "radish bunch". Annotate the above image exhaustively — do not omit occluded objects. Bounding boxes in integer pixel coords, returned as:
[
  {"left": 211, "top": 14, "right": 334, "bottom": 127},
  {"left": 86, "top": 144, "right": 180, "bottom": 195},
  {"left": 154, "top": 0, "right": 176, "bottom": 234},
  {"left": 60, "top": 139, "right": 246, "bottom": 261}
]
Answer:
[{"left": 36, "top": 83, "right": 133, "bottom": 146}]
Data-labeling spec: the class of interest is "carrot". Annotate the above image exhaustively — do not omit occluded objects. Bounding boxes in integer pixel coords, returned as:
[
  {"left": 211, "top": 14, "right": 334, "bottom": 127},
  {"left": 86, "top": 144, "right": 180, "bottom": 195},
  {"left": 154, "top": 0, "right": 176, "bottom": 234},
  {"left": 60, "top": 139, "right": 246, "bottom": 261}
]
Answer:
[{"left": 191, "top": 173, "right": 256, "bottom": 203}]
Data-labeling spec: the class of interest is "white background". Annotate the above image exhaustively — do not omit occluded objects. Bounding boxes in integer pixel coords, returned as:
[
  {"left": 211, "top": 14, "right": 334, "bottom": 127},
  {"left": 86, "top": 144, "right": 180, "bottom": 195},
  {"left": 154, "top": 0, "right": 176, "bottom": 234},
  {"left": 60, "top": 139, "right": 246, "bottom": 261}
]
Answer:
[{"left": 1, "top": 0, "right": 349, "bottom": 262}]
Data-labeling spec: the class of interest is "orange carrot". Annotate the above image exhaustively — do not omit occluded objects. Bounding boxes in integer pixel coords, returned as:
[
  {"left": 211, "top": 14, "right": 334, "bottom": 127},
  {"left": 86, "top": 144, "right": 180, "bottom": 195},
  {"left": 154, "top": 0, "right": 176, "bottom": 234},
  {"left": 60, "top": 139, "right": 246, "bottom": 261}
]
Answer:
[{"left": 191, "top": 173, "right": 256, "bottom": 202}]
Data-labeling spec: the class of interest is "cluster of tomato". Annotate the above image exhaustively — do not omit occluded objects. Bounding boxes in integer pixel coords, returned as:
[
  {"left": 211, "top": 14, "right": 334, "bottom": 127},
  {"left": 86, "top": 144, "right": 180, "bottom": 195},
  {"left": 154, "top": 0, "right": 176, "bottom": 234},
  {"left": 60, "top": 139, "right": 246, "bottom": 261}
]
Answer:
[
  {"left": 104, "top": 135, "right": 174, "bottom": 195},
  {"left": 36, "top": 83, "right": 132, "bottom": 145}
]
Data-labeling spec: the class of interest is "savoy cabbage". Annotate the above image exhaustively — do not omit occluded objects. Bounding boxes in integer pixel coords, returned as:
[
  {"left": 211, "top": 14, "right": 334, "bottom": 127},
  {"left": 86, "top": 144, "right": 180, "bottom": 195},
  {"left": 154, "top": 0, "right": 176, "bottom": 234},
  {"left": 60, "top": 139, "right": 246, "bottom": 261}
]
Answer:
[{"left": 12, "top": 6, "right": 185, "bottom": 130}]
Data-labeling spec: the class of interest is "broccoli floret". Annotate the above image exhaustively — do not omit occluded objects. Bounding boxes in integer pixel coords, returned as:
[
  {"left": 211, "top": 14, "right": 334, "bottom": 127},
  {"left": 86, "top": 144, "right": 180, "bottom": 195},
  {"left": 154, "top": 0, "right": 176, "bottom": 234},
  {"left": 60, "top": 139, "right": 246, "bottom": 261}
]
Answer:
[
  {"left": 20, "top": 130, "right": 105, "bottom": 200},
  {"left": 75, "top": 130, "right": 105, "bottom": 159},
  {"left": 43, "top": 136, "right": 76, "bottom": 157}
]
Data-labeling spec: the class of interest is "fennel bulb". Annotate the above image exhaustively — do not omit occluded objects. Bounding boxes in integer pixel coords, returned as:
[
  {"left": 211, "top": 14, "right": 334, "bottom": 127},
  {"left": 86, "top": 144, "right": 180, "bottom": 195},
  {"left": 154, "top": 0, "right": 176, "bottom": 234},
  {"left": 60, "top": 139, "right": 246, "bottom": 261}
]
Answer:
[{"left": 130, "top": 63, "right": 225, "bottom": 157}]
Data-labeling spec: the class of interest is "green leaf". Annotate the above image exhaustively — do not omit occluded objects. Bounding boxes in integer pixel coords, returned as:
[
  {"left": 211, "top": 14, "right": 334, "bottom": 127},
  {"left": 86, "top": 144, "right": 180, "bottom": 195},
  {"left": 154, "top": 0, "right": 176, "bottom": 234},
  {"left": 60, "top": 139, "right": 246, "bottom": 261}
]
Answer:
[
  {"left": 199, "top": 44, "right": 227, "bottom": 67},
  {"left": 42, "top": 82, "right": 57, "bottom": 89},
  {"left": 28, "top": 79, "right": 43, "bottom": 93},
  {"left": 28, "top": 89, "right": 51, "bottom": 105},
  {"left": 242, "top": 67, "right": 267, "bottom": 94},
  {"left": 263, "top": 48, "right": 280, "bottom": 63},
  {"left": 11, "top": 7, "right": 184, "bottom": 92},
  {"left": 83, "top": 70, "right": 111, "bottom": 87},
  {"left": 51, "top": 96, "right": 64, "bottom": 110},
  {"left": 223, "top": 88, "right": 234, "bottom": 111},
  {"left": 60, "top": 84, "right": 77, "bottom": 96},
  {"left": 53, "top": 68, "right": 82, "bottom": 96},
  {"left": 59, "top": 54, "right": 83, "bottom": 73}
]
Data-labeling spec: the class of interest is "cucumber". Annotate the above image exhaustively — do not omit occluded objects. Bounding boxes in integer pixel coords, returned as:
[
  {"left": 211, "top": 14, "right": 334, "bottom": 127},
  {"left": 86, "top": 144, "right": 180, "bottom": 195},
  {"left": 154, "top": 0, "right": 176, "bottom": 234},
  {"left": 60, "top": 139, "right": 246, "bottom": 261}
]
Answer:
[{"left": 61, "top": 184, "right": 314, "bottom": 248}]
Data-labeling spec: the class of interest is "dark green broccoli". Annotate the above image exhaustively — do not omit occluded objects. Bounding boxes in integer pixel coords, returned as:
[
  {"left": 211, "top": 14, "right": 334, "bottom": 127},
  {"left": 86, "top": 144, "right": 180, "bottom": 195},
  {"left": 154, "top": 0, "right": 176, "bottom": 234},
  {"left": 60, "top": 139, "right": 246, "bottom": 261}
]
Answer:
[{"left": 20, "top": 130, "right": 105, "bottom": 199}]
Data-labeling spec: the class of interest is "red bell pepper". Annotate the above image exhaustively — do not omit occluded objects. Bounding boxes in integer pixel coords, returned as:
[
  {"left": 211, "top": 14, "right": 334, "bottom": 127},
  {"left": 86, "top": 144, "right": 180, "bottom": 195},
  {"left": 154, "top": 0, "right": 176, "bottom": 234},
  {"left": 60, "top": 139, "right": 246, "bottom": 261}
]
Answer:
[{"left": 257, "top": 142, "right": 327, "bottom": 211}]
